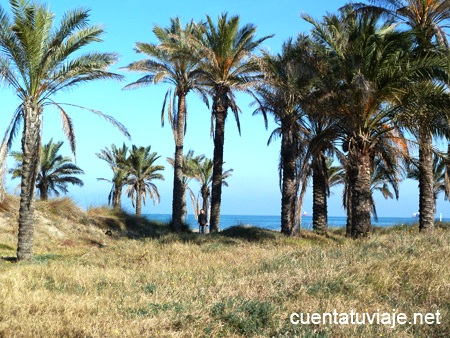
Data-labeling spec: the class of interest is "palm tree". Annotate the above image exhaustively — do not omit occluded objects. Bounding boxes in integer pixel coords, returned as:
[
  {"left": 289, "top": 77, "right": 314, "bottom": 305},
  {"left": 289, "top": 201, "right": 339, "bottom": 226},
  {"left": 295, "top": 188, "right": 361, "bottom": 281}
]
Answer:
[
  {"left": 0, "top": 1, "right": 128, "bottom": 261},
  {"left": 353, "top": 1, "right": 450, "bottom": 231},
  {"left": 301, "top": 109, "right": 341, "bottom": 235},
  {"left": 327, "top": 158, "right": 345, "bottom": 190},
  {"left": 124, "top": 145, "right": 164, "bottom": 216},
  {"left": 370, "top": 156, "right": 403, "bottom": 221},
  {"left": 96, "top": 143, "right": 129, "bottom": 209},
  {"left": 402, "top": 83, "right": 450, "bottom": 229},
  {"left": 339, "top": 131, "right": 407, "bottom": 234},
  {"left": 166, "top": 150, "right": 201, "bottom": 219},
  {"left": 254, "top": 37, "right": 319, "bottom": 235},
  {"left": 360, "top": 1, "right": 450, "bottom": 47},
  {"left": 408, "top": 151, "right": 450, "bottom": 204},
  {"left": 188, "top": 155, "right": 233, "bottom": 219},
  {"left": 303, "top": 6, "right": 435, "bottom": 237},
  {"left": 194, "top": 13, "right": 272, "bottom": 232},
  {"left": 310, "top": 154, "right": 342, "bottom": 234},
  {"left": 10, "top": 139, "right": 84, "bottom": 201},
  {"left": 123, "top": 18, "right": 208, "bottom": 232}
]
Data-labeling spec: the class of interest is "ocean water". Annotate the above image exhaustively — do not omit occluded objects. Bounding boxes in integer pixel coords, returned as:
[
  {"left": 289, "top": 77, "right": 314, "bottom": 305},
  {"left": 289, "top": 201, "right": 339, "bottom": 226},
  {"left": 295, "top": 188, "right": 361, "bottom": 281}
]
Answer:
[{"left": 143, "top": 214, "right": 450, "bottom": 231}]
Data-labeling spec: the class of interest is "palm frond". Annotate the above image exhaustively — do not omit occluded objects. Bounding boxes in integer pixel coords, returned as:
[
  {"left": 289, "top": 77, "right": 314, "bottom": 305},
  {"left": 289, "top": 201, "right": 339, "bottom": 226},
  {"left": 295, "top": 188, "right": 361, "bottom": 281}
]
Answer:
[{"left": 52, "top": 103, "right": 131, "bottom": 140}]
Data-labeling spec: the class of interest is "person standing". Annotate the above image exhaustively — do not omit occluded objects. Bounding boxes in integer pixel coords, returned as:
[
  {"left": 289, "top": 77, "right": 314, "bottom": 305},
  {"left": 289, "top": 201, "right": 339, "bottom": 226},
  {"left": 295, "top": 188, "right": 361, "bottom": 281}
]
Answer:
[{"left": 198, "top": 209, "right": 208, "bottom": 234}]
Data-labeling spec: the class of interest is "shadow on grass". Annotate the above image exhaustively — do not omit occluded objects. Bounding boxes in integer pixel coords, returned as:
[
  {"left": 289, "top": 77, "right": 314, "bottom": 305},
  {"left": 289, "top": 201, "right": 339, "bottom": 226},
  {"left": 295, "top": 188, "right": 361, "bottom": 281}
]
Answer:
[
  {"left": 300, "top": 229, "right": 347, "bottom": 245},
  {"left": 156, "top": 225, "right": 284, "bottom": 247},
  {"left": 218, "top": 225, "right": 281, "bottom": 242},
  {"left": 88, "top": 209, "right": 193, "bottom": 240},
  {"left": 436, "top": 222, "right": 450, "bottom": 230},
  {"left": 89, "top": 208, "right": 285, "bottom": 244},
  {"left": 328, "top": 223, "right": 422, "bottom": 237}
]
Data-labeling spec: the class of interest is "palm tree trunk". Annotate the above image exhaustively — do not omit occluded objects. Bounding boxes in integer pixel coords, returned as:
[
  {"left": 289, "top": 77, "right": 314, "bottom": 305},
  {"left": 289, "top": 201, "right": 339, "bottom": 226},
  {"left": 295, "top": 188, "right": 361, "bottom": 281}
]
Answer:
[
  {"left": 17, "top": 105, "right": 41, "bottom": 261},
  {"left": 112, "top": 187, "right": 122, "bottom": 209},
  {"left": 446, "top": 143, "right": 450, "bottom": 199},
  {"left": 350, "top": 145, "right": 372, "bottom": 238},
  {"left": 295, "top": 180, "right": 307, "bottom": 236},
  {"left": 136, "top": 186, "right": 142, "bottom": 217},
  {"left": 345, "top": 174, "right": 353, "bottom": 238},
  {"left": 0, "top": 141, "right": 8, "bottom": 202},
  {"left": 38, "top": 182, "right": 48, "bottom": 201},
  {"left": 418, "top": 129, "right": 434, "bottom": 232},
  {"left": 210, "top": 110, "right": 226, "bottom": 232},
  {"left": 280, "top": 132, "right": 296, "bottom": 236},
  {"left": 312, "top": 153, "right": 328, "bottom": 234},
  {"left": 181, "top": 182, "right": 187, "bottom": 222},
  {"left": 171, "top": 94, "right": 187, "bottom": 232}
]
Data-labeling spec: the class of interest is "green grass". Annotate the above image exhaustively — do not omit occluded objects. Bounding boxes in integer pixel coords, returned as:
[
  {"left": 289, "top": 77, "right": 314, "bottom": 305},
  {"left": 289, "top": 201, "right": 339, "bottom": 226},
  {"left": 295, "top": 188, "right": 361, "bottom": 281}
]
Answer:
[{"left": 0, "top": 199, "right": 449, "bottom": 337}]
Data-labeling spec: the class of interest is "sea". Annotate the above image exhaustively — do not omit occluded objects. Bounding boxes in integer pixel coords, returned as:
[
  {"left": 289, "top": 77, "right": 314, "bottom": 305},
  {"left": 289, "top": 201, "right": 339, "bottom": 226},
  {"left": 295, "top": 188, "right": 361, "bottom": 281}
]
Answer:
[{"left": 143, "top": 214, "right": 450, "bottom": 231}]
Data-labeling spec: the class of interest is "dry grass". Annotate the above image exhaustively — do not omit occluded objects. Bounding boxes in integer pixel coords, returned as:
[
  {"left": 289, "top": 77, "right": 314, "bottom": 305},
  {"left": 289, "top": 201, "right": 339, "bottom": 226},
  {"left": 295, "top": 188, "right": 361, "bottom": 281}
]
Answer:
[{"left": 0, "top": 199, "right": 449, "bottom": 337}]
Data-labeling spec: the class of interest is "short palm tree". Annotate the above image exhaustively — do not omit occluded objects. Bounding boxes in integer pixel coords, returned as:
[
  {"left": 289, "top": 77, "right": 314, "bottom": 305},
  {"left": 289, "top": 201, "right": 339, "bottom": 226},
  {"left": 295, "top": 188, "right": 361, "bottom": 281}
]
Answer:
[
  {"left": 123, "top": 18, "right": 208, "bottom": 232},
  {"left": 10, "top": 139, "right": 84, "bottom": 201},
  {"left": 124, "top": 145, "right": 165, "bottom": 216},
  {"left": 96, "top": 143, "right": 130, "bottom": 209},
  {"left": 194, "top": 13, "right": 272, "bottom": 232},
  {"left": 370, "top": 156, "right": 402, "bottom": 221},
  {"left": 0, "top": 1, "right": 128, "bottom": 260},
  {"left": 166, "top": 149, "right": 201, "bottom": 219},
  {"left": 302, "top": 112, "right": 340, "bottom": 235},
  {"left": 188, "top": 155, "right": 233, "bottom": 219}
]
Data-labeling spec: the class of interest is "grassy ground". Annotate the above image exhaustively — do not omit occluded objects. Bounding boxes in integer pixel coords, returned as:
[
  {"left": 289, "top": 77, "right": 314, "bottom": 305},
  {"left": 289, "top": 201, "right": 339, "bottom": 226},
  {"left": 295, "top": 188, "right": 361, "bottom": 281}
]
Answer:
[{"left": 0, "top": 197, "right": 449, "bottom": 337}]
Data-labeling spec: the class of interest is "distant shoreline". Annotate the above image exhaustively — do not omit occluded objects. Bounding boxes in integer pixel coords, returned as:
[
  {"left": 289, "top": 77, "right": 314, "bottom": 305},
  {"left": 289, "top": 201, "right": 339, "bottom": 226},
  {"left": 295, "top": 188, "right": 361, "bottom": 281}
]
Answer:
[{"left": 143, "top": 214, "right": 449, "bottom": 231}]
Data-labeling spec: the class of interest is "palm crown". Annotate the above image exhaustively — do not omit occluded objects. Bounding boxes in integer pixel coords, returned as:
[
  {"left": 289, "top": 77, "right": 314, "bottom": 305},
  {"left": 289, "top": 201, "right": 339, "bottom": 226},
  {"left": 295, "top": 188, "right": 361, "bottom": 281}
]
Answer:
[
  {"left": 124, "top": 145, "right": 165, "bottom": 216},
  {"left": 96, "top": 143, "right": 130, "bottom": 209},
  {"left": 10, "top": 139, "right": 84, "bottom": 201}
]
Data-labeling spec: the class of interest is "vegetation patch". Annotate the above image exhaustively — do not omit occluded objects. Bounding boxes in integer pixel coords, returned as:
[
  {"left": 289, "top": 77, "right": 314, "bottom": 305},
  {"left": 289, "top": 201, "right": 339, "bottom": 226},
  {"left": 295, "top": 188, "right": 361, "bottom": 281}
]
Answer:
[
  {"left": 31, "top": 253, "right": 63, "bottom": 264},
  {"left": 211, "top": 297, "right": 276, "bottom": 336},
  {"left": 0, "top": 243, "right": 14, "bottom": 251}
]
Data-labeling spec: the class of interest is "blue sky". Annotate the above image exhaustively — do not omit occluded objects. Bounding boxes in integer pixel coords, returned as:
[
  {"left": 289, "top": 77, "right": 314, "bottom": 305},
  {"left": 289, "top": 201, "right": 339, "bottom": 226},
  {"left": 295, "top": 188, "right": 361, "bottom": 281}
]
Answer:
[{"left": 0, "top": 0, "right": 448, "bottom": 218}]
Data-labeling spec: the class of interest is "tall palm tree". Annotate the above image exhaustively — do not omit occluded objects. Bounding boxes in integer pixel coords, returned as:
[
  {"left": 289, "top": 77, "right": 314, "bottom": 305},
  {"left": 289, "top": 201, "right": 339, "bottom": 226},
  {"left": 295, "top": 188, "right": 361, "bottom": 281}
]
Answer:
[
  {"left": 303, "top": 6, "right": 436, "bottom": 237},
  {"left": 124, "top": 145, "right": 164, "bottom": 216},
  {"left": 0, "top": 0, "right": 128, "bottom": 261},
  {"left": 10, "top": 139, "right": 84, "bottom": 201},
  {"left": 353, "top": 1, "right": 450, "bottom": 231},
  {"left": 408, "top": 151, "right": 450, "bottom": 204},
  {"left": 96, "top": 143, "right": 129, "bottom": 209},
  {"left": 194, "top": 13, "right": 272, "bottom": 232},
  {"left": 402, "top": 83, "right": 450, "bottom": 229},
  {"left": 253, "top": 40, "right": 307, "bottom": 235},
  {"left": 123, "top": 18, "right": 208, "bottom": 232}
]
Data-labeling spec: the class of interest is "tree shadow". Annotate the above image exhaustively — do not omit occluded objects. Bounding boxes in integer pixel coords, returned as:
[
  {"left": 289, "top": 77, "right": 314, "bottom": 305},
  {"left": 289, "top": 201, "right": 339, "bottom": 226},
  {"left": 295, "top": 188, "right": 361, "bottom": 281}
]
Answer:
[
  {"left": 90, "top": 210, "right": 190, "bottom": 240},
  {"left": 218, "top": 225, "right": 281, "bottom": 242}
]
